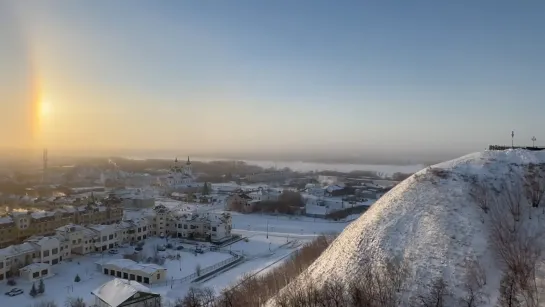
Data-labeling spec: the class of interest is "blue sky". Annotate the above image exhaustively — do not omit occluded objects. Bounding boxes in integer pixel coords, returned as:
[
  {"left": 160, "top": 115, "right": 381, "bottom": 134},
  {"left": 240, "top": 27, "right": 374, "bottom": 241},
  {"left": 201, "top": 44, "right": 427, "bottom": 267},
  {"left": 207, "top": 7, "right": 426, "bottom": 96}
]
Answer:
[{"left": 1, "top": 0, "right": 544, "bottom": 159}]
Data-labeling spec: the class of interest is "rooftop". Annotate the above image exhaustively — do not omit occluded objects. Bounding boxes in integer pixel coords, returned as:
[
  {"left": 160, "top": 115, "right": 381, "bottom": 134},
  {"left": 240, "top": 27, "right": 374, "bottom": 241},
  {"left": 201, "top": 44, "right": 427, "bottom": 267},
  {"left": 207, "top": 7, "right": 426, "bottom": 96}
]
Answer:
[{"left": 92, "top": 278, "right": 155, "bottom": 307}]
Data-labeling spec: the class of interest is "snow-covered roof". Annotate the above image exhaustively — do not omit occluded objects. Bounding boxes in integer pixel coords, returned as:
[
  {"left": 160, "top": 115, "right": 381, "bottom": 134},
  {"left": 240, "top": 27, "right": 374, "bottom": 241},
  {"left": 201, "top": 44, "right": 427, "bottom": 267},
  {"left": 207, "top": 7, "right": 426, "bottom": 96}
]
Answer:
[
  {"left": 20, "top": 262, "right": 50, "bottom": 272},
  {"left": 101, "top": 259, "right": 165, "bottom": 275},
  {"left": 92, "top": 278, "right": 155, "bottom": 307},
  {"left": 0, "top": 242, "right": 36, "bottom": 257}
]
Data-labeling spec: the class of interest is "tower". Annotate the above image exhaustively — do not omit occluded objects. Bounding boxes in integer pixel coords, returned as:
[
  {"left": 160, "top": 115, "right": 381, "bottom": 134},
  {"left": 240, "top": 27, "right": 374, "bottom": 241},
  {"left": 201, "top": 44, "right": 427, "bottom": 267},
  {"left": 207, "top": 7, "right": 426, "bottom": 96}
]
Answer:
[
  {"left": 42, "top": 149, "right": 48, "bottom": 183},
  {"left": 184, "top": 156, "right": 192, "bottom": 177}
]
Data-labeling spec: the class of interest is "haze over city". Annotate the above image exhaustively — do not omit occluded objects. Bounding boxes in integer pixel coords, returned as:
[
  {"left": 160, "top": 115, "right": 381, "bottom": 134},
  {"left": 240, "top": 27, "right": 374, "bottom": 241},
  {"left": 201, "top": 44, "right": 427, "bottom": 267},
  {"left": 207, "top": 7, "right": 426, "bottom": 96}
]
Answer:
[{"left": 1, "top": 0, "right": 544, "bottom": 164}]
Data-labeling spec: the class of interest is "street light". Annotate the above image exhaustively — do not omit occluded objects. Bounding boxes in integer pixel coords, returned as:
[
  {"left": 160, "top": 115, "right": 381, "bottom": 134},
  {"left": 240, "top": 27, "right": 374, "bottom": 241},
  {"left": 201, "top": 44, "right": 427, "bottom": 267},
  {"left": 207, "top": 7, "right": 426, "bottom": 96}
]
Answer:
[{"left": 532, "top": 136, "right": 537, "bottom": 148}]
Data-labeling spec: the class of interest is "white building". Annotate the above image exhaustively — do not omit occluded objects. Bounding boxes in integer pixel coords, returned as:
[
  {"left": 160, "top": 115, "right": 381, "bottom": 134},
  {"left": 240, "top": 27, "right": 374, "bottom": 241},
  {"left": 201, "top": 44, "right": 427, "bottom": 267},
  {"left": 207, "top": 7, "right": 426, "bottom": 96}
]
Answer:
[
  {"left": 26, "top": 236, "right": 62, "bottom": 265},
  {"left": 92, "top": 278, "right": 161, "bottom": 307},
  {"left": 0, "top": 242, "right": 36, "bottom": 281},
  {"left": 160, "top": 157, "right": 206, "bottom": 192},
  {"left": 19, "top": 262, "right": 52, "bottom": 282},
  {"left": 55, "top": 224, "right": 97, "bottom": 256},
  {"left": 98, "top": 259, "right": 166, "bottom": 284},
  {"left": 169, "top": 211, "right": 232, "bottom": 243},
  {"left": 115, "top": 219, "right": 149, "bottom": 243},
  {"left": 88, "top": 224, "right": 120, "bottom": 252}
]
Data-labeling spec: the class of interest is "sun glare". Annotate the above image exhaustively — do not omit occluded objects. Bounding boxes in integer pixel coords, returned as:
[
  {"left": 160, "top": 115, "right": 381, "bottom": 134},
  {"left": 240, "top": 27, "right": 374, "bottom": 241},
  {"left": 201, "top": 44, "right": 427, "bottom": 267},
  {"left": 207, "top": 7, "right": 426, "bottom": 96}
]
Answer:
[{"left": 40, "top": 100, "right": 52, "bottom": 117}]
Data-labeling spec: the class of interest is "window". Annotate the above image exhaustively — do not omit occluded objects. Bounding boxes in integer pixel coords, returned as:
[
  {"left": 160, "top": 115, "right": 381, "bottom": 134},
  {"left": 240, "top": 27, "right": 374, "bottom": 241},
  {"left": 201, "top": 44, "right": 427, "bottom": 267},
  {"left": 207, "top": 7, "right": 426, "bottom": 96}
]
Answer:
[
  {"left": 41, "top": 269, "right": 48, "bottom": 276},
  {"left": 52, "top": 258, "right": 58, "bottom": 265},
  {"left": 184, "top": 225, "right": 188, "bottom": 229},
  {"left": 78, "top": 239, "right": 82, "bottom": 243},
  {"left": 144, "top": 277, "right": 149, "bottom": 284},
  {"left": 130, "top": 274, "right": 135, "bottom": 280},
  {"left": 143, "top": 226, "right": 147, "bottom": 231},
  {"left": 212, "top": 227, "right": 217, "bottom": 232},
  {"left": 123, "top": 272, "right": 128, "bottom": 279},
  {"left": 33, "top": 272, "right": 39, "bottom": 278},
  {"left": 52, "top": 248, "right": 58, "bottom": 254},
  {"left": 102, "top": 236, "right": 107, "bottom": 241},
  {"left": 117, "top": 271, "right": 121, "bottom": 278},
  {"left": 43, "top": 250, "right": 50, "bottom": 257},
  {"left": 0, "top": 262, "right": 3, "bottom": 269},
  {"left": 137, "top": 275, "right": 142, "bottom": 282},
  {"left": 109, "top": 234, "right": 113, "bottom": 240},
  {"left": 157, "top": 273, "right": 161, "bottom": 280},
  {"left": 110, "top": 270, "right": 115, "bottom": 276}
]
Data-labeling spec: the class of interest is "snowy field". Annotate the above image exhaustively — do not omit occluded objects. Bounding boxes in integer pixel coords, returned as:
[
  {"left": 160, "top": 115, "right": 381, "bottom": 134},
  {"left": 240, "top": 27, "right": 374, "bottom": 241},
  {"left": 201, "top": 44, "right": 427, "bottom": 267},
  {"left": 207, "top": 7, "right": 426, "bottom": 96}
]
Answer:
[{"left": 0, "top": 212, "right": 357, "bottom": 306}]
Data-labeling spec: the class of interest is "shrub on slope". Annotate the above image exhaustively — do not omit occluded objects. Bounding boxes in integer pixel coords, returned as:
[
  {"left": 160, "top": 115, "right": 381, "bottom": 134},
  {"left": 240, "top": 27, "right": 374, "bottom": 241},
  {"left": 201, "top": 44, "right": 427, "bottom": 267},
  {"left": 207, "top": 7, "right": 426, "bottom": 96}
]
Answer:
[{"left": 270, "top": 150, "right": 545, "bottom": 307}]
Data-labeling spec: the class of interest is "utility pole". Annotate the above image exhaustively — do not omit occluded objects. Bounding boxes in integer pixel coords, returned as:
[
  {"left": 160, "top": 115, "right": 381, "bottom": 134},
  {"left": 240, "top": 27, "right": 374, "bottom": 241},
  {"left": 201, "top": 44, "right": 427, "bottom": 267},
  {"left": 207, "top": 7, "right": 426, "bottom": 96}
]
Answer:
[
  {"left": 532, "top": 136, "right": 537, "bottom": 148},
  {"left": 266, "top": 219, "right": 269, "bottom": 239}
]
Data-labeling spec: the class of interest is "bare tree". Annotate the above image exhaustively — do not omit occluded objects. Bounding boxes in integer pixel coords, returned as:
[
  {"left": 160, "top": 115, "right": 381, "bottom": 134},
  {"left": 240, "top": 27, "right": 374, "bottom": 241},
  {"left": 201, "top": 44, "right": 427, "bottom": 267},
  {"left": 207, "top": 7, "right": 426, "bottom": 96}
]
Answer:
[
  {"left": 64, "top": 297, "right": 85, "bottom": 307},
  {"left": 470, "top": 177, "right": 492, "bottom": 214},
  {"left": 497, "top": 272, "right": 521, "bottom": 307},
  {"left": 414, "top": 277, "right": 450, "bottom": 307},
  {"left": 176, "top": 287, "right": 215, "bottom": 307},
  {"left": 29, "top": 301, "right": 58, "bottom": 307},
  {"left": 523, "top": 163, "right": 545, "bottom": 210},
  {"left": 460, "top": 259, "right": 488, "bottom": 307}
]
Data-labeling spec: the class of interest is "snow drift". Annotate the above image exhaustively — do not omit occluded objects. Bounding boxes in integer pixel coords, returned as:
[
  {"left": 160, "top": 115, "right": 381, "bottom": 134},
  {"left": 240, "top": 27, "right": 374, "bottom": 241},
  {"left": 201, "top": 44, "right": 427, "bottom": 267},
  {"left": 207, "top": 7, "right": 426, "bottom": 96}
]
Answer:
[{"left": 273, "top": 150, "right": 545, "bottom": 306}]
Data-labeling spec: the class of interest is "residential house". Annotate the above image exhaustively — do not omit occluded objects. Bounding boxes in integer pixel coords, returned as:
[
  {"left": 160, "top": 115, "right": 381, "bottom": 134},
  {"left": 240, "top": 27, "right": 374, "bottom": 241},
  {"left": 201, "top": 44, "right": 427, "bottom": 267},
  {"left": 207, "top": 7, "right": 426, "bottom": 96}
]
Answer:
[
  {"left": 115, "top": 219, "right": 149, "bottom": 243},
  {"left": 0, "top": 242, "right": 36, "bottom": 281}
]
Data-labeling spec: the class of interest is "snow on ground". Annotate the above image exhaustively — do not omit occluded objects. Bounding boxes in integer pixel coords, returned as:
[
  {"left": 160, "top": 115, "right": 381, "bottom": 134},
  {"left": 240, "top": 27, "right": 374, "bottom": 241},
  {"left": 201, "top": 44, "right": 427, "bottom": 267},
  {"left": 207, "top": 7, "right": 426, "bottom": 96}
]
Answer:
[
  {"left": 0, "top": 242, "right": 231, "bottom": 307},
  {"left": 272, "top": 149, "right": 545, "bottom": 306},
  {"left": 0, "top": 211, "right": 357, "bottom": 307}
]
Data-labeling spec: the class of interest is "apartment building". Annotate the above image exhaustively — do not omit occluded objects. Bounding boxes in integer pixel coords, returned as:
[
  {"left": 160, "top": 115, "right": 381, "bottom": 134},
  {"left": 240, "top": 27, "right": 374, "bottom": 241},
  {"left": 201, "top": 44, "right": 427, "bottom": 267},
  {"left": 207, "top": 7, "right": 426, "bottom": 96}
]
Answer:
[
  {"left": 169, "top": 211, "right": 232, "bottom": 243},
  {"left": 0, "top": 197, "right": 123, "bottom": 247},
  {"left": 55, "top": 224, "right": 97, "bottom": 256},
  {"left": 115, "top": 219, "right": 149, "bottom": 243},
  {"left": 88, "top": 225, "right": 119, "bottom": 252}
]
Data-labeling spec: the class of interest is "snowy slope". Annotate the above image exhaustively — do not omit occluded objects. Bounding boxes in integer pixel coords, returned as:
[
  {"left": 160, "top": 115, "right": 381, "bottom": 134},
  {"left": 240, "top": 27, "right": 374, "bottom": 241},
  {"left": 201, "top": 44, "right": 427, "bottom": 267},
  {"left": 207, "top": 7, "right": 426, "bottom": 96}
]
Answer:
[{"left": 273, "top": 150, "right": 545, "bottom": 306}]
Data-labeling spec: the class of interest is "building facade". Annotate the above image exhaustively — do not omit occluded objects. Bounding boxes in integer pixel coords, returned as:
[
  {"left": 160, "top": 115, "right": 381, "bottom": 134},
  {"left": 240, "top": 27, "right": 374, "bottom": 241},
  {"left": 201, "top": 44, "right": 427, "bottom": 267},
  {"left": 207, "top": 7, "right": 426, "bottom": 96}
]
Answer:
[{"left": 0, "top": 197, "right": 123, "bottom": 247}]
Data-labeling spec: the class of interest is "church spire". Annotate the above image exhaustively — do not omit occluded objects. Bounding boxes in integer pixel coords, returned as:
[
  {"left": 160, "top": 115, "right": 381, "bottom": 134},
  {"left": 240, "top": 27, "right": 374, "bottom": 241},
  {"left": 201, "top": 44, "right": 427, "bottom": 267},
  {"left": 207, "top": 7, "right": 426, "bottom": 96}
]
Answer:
[{"left": 186, "top": 156, "right": 191, "bottom": 165}]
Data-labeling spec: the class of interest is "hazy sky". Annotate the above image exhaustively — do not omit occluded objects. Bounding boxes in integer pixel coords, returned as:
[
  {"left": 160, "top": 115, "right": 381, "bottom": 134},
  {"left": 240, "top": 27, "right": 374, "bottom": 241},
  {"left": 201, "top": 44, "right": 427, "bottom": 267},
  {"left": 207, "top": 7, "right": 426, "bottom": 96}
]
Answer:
[{"left": 1, "top": 0, "right": 544, "bottom": 160}]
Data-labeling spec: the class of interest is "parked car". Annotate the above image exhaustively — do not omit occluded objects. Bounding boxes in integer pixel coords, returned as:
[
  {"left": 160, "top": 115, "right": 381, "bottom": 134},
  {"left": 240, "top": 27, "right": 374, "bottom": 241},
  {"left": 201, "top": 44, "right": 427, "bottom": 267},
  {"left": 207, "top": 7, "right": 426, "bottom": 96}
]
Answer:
[
  {"left": 195, "top": 248, "right": 204, "bottom": 254},
  {"left": 135, "top": 246, "right": 143, "bottom": 251},
  {"left": 5, "top": 288, "right": 23, "bottom": 296},
  {"left": 108, "top": 249, "right": 119, "bottom": 254},
  {"left": 176, "top": 246, "right": 184, "bottom": 250},
  {"left": 157, "top": 245, "right": 166, "bottom": 251}
]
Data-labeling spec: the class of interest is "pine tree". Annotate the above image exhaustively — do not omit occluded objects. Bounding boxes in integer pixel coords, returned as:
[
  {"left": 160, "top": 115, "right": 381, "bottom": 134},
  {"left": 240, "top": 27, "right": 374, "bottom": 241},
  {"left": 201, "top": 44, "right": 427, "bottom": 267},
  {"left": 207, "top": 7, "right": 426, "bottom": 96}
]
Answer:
[
  {"left": 74, "top": 274, "right": 81, "bottom": 282},
  {"left": 38, "top": 279, "right": 45, "bottom": 294},
  {"left": 29, "top": 283, "right": 37, "bottom": 297}
]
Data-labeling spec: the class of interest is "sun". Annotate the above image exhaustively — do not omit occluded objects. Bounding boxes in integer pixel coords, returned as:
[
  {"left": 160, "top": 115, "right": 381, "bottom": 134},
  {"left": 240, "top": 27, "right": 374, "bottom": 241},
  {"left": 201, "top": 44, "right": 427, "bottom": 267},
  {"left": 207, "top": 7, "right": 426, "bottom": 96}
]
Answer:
[{"left": 39, "top": 100, "right": 53, "bottom": 117}]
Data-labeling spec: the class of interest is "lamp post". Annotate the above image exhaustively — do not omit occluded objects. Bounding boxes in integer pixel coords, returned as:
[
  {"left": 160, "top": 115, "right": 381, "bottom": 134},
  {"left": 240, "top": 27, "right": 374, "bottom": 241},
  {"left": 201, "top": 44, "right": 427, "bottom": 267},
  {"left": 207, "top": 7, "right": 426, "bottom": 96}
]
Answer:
[
  {"left": 266, "top": 219, "right": 269, "bottom": 239},
  {"left": 532, "top": 136, "right": 537, "bottom": 148}
]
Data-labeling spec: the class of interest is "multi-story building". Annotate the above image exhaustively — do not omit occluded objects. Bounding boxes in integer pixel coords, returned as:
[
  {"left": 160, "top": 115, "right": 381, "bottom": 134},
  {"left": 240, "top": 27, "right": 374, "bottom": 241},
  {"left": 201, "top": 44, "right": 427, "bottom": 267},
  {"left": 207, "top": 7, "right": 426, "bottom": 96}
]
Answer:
[
  {"left": 26, "top": 236, "right": 62, "bottom": 265},
  {"left": 0, "top": 217, "right": 16, "bottom": 248},
  {"left": 0, "top": 197, "right": 123, "bottom": 246},
  {"left": 88, "top": 225, "right": 119, "bottom": 252},
  {"left": 55, "top": 224, "right": 98, "bottom": 256},
  {"left": 115, "top": 219, "right": 149, "bottom": 243},
  {"left": 169, "top": 211, "right": 232, "bottom": 243}
]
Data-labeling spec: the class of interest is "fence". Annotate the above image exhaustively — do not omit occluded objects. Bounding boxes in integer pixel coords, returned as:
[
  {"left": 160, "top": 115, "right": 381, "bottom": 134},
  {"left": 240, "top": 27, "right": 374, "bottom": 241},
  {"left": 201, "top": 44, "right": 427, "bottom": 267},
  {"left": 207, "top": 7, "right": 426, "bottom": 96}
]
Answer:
[
  {"left": 149, "top": 251, "right": 242, "bottom": 287},
  {"left": 489, "top": 145, "right": 545, "bottom": 151}
]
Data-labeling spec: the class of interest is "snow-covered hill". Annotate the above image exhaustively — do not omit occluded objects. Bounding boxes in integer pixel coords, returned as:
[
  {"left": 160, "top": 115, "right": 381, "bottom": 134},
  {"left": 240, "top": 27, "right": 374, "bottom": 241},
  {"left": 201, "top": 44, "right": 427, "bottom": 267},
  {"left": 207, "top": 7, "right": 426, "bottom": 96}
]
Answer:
[{"left": 273, "top": 150, "right": 545, "bottom": 306}]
